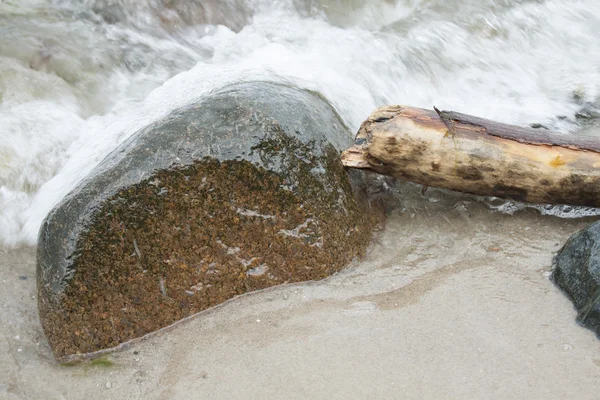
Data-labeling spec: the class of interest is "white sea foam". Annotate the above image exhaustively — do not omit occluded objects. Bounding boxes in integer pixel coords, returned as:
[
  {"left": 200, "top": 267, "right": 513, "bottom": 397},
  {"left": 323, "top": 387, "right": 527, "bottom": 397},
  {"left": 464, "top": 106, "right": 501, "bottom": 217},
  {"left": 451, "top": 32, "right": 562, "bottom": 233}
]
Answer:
[{"left": 2, "top": 0, "right": 600, "bottom": 246}]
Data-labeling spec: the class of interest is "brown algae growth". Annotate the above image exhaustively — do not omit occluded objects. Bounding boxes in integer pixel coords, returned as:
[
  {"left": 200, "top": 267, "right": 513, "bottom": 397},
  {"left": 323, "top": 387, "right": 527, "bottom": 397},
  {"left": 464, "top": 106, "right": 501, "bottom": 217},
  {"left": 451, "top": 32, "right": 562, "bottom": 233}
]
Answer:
[
  {"left": 36, "top": 82, "right": 380, "bottom": 361},
  {"left": 40, "top": 154, "right": 376, "bottom": 360}
]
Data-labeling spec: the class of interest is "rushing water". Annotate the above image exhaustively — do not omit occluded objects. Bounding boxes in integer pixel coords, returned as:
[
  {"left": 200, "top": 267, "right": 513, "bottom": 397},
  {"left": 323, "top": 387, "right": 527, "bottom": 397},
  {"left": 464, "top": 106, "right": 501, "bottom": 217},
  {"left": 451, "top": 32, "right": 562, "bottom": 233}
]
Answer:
[{"left": 1, "top": 0, "right": 600, "bottom": 247}]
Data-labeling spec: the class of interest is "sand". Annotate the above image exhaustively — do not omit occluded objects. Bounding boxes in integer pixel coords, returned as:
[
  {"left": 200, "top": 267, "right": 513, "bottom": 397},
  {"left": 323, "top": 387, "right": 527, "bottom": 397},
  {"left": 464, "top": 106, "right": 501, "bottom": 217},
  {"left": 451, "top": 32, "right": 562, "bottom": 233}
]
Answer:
[{"left": 1, "top": 197, "right": 600, "bottom": 399}]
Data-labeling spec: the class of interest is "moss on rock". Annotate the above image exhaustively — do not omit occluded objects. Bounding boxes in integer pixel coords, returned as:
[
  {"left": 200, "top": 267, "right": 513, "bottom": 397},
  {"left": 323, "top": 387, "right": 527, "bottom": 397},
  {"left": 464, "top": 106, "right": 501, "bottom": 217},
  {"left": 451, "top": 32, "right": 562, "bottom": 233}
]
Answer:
[{"left": 37, "top": 82, "right": 380, "bottom": 361}]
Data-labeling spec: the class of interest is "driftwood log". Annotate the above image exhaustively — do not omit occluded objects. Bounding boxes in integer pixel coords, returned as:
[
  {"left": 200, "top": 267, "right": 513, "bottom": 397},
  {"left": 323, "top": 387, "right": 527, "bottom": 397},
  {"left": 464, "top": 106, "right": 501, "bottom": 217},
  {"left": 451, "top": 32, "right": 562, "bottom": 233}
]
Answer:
[{"left": 342, "top": 105, "right": 600, "bottom": 207}]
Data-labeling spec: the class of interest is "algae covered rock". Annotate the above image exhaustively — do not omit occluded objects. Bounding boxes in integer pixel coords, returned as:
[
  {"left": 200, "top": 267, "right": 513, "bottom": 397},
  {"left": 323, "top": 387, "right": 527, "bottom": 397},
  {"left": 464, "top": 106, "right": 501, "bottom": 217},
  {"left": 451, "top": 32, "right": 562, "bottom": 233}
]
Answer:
[
  {"left": 37, "top": 82, "right": 379, "bottom": 361},
  {"left": 551, "top": 221, "right": 600, "bottom": 337}
]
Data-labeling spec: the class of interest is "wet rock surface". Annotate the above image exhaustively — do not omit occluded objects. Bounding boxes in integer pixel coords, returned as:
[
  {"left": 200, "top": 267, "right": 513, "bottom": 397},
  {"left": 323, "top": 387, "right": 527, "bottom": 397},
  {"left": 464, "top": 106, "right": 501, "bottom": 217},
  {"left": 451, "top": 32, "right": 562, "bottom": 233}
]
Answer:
[
  {"left": 551, "top": 221, "right": 600, "bottom": 337},
  {"left": 576, "top": 101, "right": 600, "bottom": 137},
  {"left": 88, "top": 0, "right": 251, "bottom": 32},
  {"left": 37, "top": 82, "right": 380, "bottom": 361}
]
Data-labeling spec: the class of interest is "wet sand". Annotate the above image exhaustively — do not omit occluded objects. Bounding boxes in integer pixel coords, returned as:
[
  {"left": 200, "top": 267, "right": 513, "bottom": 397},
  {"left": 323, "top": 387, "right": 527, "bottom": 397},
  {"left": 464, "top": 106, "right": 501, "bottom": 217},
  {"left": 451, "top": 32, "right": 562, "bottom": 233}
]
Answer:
[{"left": 1, "top": 200, "right": 600, "bottom": 399}]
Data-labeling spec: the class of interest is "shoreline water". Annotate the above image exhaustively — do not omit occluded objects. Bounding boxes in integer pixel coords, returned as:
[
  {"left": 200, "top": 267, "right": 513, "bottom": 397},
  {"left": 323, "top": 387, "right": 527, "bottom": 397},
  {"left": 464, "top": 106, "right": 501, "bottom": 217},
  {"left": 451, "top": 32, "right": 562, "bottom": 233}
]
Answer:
[
  {"left": 3, "top": 0, "right": 600, "bottom": 247},
  {"left": 2, "top": 1, "right": 600, "bottom": 398},
  {"left": 2, "top": 204, "right": 599, "bottom": 399}
]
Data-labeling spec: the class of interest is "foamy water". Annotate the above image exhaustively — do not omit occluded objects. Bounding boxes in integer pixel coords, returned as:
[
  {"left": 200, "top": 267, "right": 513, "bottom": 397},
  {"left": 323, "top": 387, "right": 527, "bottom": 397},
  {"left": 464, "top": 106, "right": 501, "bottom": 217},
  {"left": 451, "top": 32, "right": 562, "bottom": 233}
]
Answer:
[{"left": 2, "top": 0, "right": 600, "bottom": 246}]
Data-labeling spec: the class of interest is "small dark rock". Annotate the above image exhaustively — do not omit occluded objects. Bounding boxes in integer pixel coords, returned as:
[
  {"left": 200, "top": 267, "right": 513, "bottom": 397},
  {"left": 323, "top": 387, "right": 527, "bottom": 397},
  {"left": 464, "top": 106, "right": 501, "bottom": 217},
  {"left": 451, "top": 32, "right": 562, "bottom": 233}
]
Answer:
[
  {"left": 529, "top": 123, "right": 548, "bottom": 130},
  {"left": 575, "top": 102, "right": 600, "bottom": 120},
  {"left": 574, "top": 101, "right": 600, "bottom": 135},
  {"left": 551, "top": 221, "right": 600, "bottom": 338}
]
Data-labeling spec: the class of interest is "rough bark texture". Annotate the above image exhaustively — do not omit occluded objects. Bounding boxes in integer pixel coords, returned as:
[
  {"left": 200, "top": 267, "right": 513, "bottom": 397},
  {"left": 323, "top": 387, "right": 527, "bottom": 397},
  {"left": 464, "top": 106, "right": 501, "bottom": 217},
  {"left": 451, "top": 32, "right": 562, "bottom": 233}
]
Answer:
[
  {"left": 37, "top": 82, "right": 380, "bottom": 362},
  {"left": 552, "top": 221, "right": 600, "bottom": 338},
  {"left": 341, "top": 105, "right": 600, "bottom": 207}
]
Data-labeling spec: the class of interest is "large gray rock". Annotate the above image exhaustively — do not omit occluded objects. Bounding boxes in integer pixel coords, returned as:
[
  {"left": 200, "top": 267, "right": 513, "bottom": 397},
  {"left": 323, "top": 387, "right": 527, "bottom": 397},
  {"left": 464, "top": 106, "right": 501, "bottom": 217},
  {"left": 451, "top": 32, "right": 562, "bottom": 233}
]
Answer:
[
  {"left": 551, "top": 221, "right": 600, "bottom": 337},
  {"left": 37, "top": 82, "right": 380, "bottom": 362}
]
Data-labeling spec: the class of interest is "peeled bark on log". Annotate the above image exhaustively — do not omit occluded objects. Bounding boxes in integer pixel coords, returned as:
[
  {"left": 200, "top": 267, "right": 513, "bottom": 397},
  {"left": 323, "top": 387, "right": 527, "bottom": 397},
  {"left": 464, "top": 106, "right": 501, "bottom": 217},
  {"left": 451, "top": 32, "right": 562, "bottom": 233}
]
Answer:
[{"left": 342, "top": 105, "right": 600, "bottom": 207}]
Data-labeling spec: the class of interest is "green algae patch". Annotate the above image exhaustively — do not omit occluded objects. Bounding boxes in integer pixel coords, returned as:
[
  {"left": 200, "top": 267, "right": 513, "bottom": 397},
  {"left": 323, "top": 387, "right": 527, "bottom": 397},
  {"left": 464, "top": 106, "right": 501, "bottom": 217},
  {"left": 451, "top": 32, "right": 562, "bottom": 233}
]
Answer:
[
  {"left": 89, "top": 356, "right": 115, "bottom": 368},
  {"left": 37, "top": 82, "right": 380, "bottom": 362}
]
